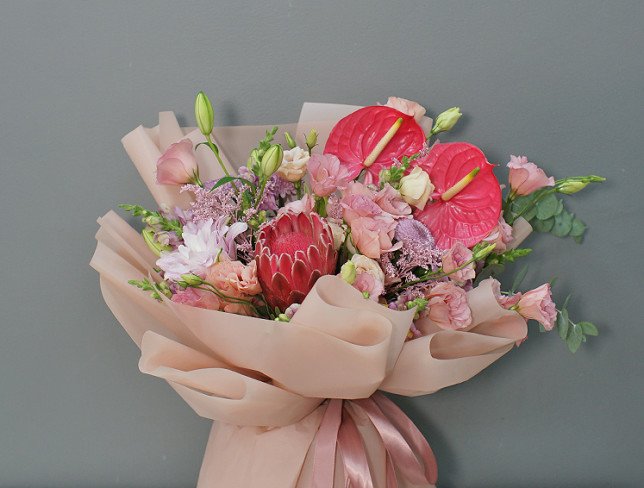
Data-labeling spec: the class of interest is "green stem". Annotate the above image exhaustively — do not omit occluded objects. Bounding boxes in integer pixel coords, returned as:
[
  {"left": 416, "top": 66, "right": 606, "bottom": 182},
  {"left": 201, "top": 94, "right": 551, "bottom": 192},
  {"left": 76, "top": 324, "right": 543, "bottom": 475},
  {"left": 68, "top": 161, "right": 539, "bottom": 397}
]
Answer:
[
  {"left": 397, "top": 254, "right": 481, "bottom": 290},
  {"left": 509, "top": 188, "right": 556, "bottom": 224},
  {"left": 205, "top": 134, "right": 230, "bottom": 177},
  {"left": 196, "top": 284, "right": 261, "bottom": 317},
  {"left": 255, "top": 179, "right": 268, "bottom": 209}
]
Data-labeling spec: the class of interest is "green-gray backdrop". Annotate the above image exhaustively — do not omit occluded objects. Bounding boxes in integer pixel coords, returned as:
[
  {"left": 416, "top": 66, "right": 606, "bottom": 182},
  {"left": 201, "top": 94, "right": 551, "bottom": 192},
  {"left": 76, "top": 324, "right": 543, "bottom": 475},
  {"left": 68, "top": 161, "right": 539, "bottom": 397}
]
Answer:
[{"left": 1, "top": 1, "right": 642, "bottom": 486}]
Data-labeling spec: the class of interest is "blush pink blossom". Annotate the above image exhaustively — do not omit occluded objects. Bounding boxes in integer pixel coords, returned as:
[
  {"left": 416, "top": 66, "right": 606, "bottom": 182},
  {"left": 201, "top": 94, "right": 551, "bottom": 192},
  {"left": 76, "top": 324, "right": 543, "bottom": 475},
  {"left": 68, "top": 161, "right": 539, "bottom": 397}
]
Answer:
[
  {"left": 206, "top": 260, "right": 262, "bottom": 297},
  {"left": 442, "top": 242, "right": 475, "bottom": 284},
  {"left": 488, "top": 278, "right": 523, "bottom": 309},
  {"left": 171, "top": 287, "right": 221, "bottom": 310},
  {"left": 373, "top": 184, "right": 411, "bottom": 218},
  {"left": 353, "top": 272, "right": 385, "bottom": 301},
  {"left": 308, "top": 154, "right": 353, "bottom": 197},
  {"left": 427, "top": 282, "right": 472, "bottom": 330},
  {"left": 516, "top": 283, "right": 557, "bottom": 330},
  {"left": 507, "top": 155, "right": 555, "bottom": 196},
  {"left": 384, "top": 96, "right": 427, "bottom": 122},
  {"left": 483, "top": 216, "right": 514, "bottom": 253},
  {"left": 278, "top": 194, "right": 315, "bottom": 215},
  {"left": 156, "top": 139, "right": 199, "bottom": 185}
]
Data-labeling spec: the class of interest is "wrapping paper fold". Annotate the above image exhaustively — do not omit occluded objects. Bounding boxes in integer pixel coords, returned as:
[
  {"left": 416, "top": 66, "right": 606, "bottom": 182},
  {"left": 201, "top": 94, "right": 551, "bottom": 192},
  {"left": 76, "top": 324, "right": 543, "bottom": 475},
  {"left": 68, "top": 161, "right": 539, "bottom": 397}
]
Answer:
[{"left": 91, "top": 104, "right": 529, "bottom": 487}]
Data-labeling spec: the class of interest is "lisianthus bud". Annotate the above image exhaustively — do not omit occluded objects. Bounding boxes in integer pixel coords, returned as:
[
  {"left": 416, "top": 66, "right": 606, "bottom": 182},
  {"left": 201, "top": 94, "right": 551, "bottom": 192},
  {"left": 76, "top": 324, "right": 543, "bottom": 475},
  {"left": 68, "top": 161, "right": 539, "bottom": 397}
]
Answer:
[
  {"left": 277, "top": 146, "right": 309, "bottom": 182},
  {"left": 260, "top": 144, "right": 284, "bottom": 178},
  {"left": 555, "top": 175, "right": 605, "bottom": 195},
  {"left": 340, "top": 261, "right": 357, "bottom": 284},
  {"left": 142, "top": 228, "right": 171, "bottom": 256},
  {"left": 194, "top": 91, "right": 214, "bottom": 136},
  {"left": 305, "top": 129, "right": 318, "bottom": 152},
  {"left": 180, "top": 273, "right": 204, "bottom": 286},
  {"left": 431, "top": 107, "right": 462, "bottom": 135},
  {"left": 399, "top": 167, "right": 434, "bottom": 210},
  {"left": 284, "top": 131, "right": 297, "bottom": 149}
]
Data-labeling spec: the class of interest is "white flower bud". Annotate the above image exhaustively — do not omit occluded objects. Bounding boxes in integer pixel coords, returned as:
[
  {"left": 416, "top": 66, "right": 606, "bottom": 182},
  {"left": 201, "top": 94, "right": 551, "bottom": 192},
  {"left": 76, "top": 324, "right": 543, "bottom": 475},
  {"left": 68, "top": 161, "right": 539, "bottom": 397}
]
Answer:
[
  {"left": 276, "top": 146, "right": 309, "bottom": 182},
  {"left": 399, "top": 167, "right": 434, "bottom": 210}
]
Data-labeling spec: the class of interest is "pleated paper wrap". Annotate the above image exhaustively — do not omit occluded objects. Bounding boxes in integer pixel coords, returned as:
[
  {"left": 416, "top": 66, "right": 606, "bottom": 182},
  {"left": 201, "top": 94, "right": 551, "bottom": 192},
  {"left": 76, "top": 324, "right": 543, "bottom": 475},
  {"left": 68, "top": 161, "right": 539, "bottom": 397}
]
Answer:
[{"left": 91, "top": 103, "right": 531, "bottom": 488}]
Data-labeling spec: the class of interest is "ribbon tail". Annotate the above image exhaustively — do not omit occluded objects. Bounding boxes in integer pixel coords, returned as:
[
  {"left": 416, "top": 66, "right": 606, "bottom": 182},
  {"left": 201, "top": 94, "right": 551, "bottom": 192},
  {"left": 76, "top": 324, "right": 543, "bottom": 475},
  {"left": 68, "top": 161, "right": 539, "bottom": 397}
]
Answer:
[
  {"left": 312, "top": 399, "right": 343, "bottom": 488},
  {"left": 337, "top": 409, "right": 373, "bottom": 488}
]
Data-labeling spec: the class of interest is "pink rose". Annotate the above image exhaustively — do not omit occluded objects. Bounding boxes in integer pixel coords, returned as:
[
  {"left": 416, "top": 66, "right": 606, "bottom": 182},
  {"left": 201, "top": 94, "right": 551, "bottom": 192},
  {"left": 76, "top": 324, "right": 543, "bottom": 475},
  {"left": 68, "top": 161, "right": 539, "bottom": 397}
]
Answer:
[
  {"left": 349, "top": 216, "right": 397, "bottom": 259},
  {"left": 206, "top": 260, "right": 262, "bottom": 297},
  {"left": 308, "top": 154, "right": 353, "bottom": 197},
  {"left": 507, "top": 155, "right": 555, "bottom": 196},
  {"left": 278, "top": 194, "right": 315, "bottom": 216},
  {"left": 427, "top": 282, "right": 472, "bottom": 330},
  {"left": 483, "top": 216, "right": 514, "bottom": 253},
  {"left": 489, "top": 278, "right": 522, "bottom": 309},
  {"left": 353, "top": 273, "right": 385, "bottom": 301},
  {"left": 171, "top": 287, "right": 221, "bottom": 310},
  {"left": 516, "top": 283, "right": 556, "bottom": 330},
  {"left": 442, "top": 242, "right": 475, "bottom": 284},
  {"left": 373, "top": 184, "right": 412, "bottom": 218},
  {"left": 156, "top": 139, "right": 199, "bottom": 185},
  {"left": 384, "top": 96, "right": 426, "bottom": 122}
]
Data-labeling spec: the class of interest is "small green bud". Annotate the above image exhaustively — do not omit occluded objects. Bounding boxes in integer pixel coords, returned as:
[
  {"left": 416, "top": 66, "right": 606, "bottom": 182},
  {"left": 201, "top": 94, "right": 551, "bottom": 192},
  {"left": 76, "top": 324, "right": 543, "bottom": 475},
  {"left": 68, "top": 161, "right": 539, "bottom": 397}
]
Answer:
[
  {"left": 156, "top": 281, "right": 173, "bottom": 298},
  {"left": 340, "top": 261, "right": 357, "bottom": 284},
  {"left": 142, "top": 228, "right": 171, "bottom": 257},
  {"left": 260, "top": 144, "right": 284, "bottom": 178},
  {"left": 305, "top": 129, "right": 318, "bottom": 153},
  {"left": 284, "top": 131, "right": 297, "bottom": 149},
  {"left": 362, "top": 291, "right": 371, "bottom": 299},
  {"left": 431, "top": 107, "right": 462, "bottom": 135},
  {"left": 194, "top": 91, "right": 214, "bottom": 136},
  {"left": 180, "top": 273, "right": 203, "bottom": 286},
  {"left": 555, "top": 175, "right": 605, "bottom": 195},
  {"left": 406, "top": 297, "right": 428, "bottom": 313},
  {"left": 379, "top": 168, "right": 392, "bottom": 186},
  {"left": 274, "top": 313, "right": 290, "bottom": 322}
]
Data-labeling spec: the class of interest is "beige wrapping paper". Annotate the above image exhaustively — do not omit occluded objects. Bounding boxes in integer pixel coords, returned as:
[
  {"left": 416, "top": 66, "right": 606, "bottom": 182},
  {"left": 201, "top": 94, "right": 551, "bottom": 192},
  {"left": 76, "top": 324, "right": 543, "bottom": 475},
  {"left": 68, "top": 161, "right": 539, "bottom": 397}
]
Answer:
[{"left": 91, "top": 105, "right": 529, "bottom": 487}]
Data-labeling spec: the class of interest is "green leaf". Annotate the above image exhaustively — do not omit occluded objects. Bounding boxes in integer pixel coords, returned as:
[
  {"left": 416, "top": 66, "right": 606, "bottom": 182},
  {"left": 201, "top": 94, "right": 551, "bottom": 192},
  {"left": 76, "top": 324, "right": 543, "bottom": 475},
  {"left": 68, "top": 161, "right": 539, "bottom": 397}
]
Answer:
[
  {"left": 536, "top": 193, "right": 559, "bottom": 220},
  {"left": 552, "top": 211, "right": 574, "bottom": 237},
  {"left": 573, "top": 234, "right": 585, "bottom": 244},
  {"left": 569, "top": 217, "right": 587, "bottom": 237},
  {"left": 486, "top": 248, "right": 532, "bottom": 266},
  {"left": 554, "top": 199, "right": 564, "bottom": 216},
  {"left": 562, "top": 294, "right": 572, "bottom": 310},
  {"left": 557, "top": 310, "right": 570, "bottom": 340},
  {"left": 579, "top": 321, "right": 599, "bottom": 336},
  {"left": 567, "top": 323, "right": 584, "bottom": 353},
  {"left": 511, "top": 265, "right": 529, "bottom": 293},
  {"left": 532, "top": 217, "right": 554, "bottom": 233},
  {"left": 209, "top": 175, "right": 256, "bottom": 192}
]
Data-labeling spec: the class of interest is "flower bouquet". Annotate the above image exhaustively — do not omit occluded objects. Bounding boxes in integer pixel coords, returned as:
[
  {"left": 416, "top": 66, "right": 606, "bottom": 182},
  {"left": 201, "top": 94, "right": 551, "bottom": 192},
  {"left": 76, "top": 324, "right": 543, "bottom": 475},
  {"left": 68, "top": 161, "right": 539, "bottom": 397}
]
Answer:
[{"left": 91, "top": 94, "right": 603, "bottom": 487}]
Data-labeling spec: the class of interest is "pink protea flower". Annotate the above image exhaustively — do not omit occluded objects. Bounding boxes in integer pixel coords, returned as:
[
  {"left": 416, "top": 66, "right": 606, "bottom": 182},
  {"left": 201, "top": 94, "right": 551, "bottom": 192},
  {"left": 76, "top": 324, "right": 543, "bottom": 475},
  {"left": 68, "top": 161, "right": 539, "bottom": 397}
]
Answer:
[
  {"left": 442, "top": 241, "right": 475, "bottom": 285},
  {"left": 516, "top": 283, "right": 557, "bottom": 330},
  {"left": 308, "top": 154, "right": 353, "bottom": 197},
  {"left": 157, "top": 139, "right": 199, "bottom": 185},
  {"left": 255, "top": 212, "right": 338, "bottom": 311},
  {"left": 427, "top": 282, "right": 472, "bottom": 330},
  {"left": 507, "top": 155, "right": 555, "bottom": 196}
]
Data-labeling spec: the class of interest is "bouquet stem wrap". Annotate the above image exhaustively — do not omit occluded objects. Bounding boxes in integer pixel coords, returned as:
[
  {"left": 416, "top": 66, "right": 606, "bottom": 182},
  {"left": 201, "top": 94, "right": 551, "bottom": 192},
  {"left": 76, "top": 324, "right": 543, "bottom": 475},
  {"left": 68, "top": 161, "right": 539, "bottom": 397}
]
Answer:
[{"left": 91, "top": 105, "right": 529, "bottom": 487}]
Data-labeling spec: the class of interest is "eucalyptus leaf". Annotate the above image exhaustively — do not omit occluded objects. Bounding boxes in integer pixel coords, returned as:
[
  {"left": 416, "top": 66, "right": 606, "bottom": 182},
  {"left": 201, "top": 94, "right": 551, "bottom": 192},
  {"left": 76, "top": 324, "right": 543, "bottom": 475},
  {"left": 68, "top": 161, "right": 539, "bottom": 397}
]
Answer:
[
  {"left": 558, "top": 312, "right": 570, "bottom": 340},
  {"left": 533, "top": 217, "right": 555, "bottom": 233},
  {"left": 573, "top": 234, "right": 585, "bottom": 244},
  {"left": 536, "top": 193, "right": 559, "bottom": 220},
  {"left": 567, "top": 323, "right": 584, "bottom": 353},
  {"left": 579, "top": 321, "right": 599, "bottom": 336},
  {"left": 523, "top": 206, "right": 538, "bottom": 221},
  {"left": 552, "top": 211, "right": 574, "bottom": 237},
  {"left": 554, "top": 199, "right": 564, "bottom": 216},
  {"left": 570, "top": 217, "right": 587, "bottom": 237}
]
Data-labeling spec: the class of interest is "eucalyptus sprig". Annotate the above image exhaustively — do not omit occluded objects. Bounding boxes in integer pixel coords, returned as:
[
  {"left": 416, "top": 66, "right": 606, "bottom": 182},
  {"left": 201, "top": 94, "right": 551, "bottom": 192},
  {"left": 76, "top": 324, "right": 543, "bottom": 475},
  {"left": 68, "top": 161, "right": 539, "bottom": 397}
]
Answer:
[
  {"left": 119, "top": 204, "right": 183, "bottom": 238},
  {"left": 553, "top": 295, "right": 599, "bottom": 353}
]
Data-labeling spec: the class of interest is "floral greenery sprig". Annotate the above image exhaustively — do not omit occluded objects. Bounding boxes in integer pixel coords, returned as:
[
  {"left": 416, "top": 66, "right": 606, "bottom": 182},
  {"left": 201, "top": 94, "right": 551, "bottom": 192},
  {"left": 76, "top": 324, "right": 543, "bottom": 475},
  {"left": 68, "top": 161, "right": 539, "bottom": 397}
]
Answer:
[
  {"left": 119, "top": 204, "right": 183, "bottom": 238},
  {"left": 128, "top": 278, "right": 172, "bottom": 302}
]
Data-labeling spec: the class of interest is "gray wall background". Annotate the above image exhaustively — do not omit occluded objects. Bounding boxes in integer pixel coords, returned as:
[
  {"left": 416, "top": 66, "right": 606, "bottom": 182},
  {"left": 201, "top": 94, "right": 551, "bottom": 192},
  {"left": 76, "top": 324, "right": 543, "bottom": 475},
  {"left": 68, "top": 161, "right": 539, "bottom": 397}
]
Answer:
[{"left": 1, "top": 1, "right": 642, "bottom": 486}]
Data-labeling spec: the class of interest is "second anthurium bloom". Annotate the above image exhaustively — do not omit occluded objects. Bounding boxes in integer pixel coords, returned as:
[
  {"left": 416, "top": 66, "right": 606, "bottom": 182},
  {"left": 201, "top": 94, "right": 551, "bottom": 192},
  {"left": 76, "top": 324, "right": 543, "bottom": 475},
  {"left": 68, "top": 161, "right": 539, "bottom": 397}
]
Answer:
[{"left": 156, "top": 139, "right": 200, "bottom": 186}]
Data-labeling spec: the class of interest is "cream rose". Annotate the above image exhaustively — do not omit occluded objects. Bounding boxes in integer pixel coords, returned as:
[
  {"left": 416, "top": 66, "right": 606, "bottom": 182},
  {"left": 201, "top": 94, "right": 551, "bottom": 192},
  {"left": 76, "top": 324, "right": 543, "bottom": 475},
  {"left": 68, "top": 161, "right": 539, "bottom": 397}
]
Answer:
[
  {"left": 399, "top": 167, "right": 434, "bottom": 210},
  {"left": 276, "top": 146, "right": 309, "bottom": 182}
]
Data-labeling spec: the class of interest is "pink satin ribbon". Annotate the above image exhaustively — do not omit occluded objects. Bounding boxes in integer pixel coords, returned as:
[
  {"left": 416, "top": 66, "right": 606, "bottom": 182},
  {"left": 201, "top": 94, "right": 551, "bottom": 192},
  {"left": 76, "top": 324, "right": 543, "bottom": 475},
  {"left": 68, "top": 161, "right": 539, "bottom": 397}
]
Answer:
[{"left": 311, "top": 393, "right": 438, "bottom": 487}]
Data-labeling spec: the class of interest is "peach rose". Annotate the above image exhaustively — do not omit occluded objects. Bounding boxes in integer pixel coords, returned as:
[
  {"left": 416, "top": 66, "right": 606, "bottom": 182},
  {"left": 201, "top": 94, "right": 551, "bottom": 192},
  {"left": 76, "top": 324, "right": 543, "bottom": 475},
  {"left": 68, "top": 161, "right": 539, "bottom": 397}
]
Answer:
[
  {"left": 516, "top": 283, "right": 556, "bottom": 330},
  {"left": 507, "top": 155, "right": 555, "bottom": 196},
  {"left": 427, "top": 282, "right": 472, "bottom": 330},
  {"left": 385, "top": 96, "right": 426, "bottom": 122},
  {"left": 442, "top": 242, "right": 475, "bottom": 284},
  {"left": 156, "top": 139, "right": 198, "bottom": 185}
]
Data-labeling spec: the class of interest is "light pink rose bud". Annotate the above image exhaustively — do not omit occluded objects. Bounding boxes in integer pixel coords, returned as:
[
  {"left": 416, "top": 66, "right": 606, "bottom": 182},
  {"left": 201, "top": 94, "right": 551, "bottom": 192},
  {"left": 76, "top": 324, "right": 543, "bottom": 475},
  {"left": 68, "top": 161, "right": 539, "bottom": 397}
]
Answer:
[
  {"left": 507, "top": 155, "right": 555, "bottom": 196},
  {"left": 385, "top": 96, "right": 427, "bottom": 122},
  {"left": 442, "top": 242, "right": 475, "bottom": 284},
  {"left": 516, "top": 283, "right": 557, "bottom": 330},
  {"left": 483, "top": 216, "right": 514, "bottom": 253},
  {"left": 156, "top": 139, "right": 199, "bottom": 185},
  {"left": 488, "top": 278, "right": 522, "bottom": 309},
  {"left": 373, "top": 184, "right": 412, "bottom": 218},
  {"left": 427, "top": 282, "right": 472, "bottom": 330},
  {"left": 308, "top": 154, "right": 353, "bottom": 197}
]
